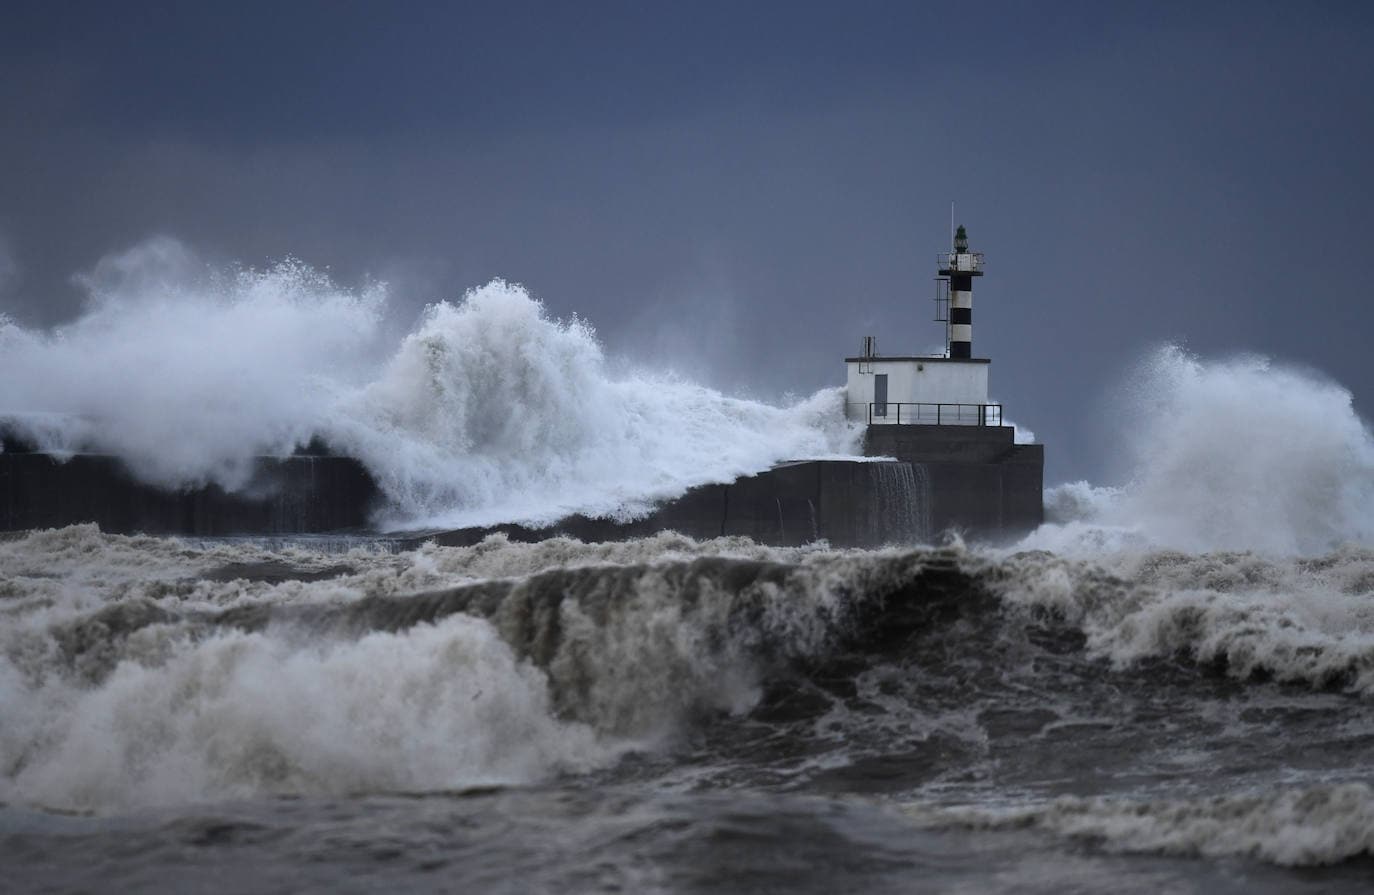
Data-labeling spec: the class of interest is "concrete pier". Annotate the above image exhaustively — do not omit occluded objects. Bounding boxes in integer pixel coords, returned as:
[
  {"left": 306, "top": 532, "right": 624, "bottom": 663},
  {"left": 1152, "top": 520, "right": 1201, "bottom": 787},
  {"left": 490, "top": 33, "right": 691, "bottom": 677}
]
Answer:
[
  {"left": 2, "top": 426, "right": 1039, "bottom": 544},
  {"left": 0, "top": 448, "right": 379, "bottom": 535},
  {"left": 0, "top": 444, "right": 933, "bottom": 548},
  {"left": 863, "top": 424, "right": 1043, "bottom": 537},
  {"left": 399, "top": 459, "right": 927, "bottom": 550}
]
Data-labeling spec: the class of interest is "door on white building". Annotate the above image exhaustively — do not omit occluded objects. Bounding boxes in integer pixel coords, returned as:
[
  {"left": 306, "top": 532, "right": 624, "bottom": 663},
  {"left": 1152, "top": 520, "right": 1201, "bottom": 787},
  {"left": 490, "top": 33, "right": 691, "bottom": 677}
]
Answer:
[{"left": 874, "top": 374, "right": 888, "bottom": 418}]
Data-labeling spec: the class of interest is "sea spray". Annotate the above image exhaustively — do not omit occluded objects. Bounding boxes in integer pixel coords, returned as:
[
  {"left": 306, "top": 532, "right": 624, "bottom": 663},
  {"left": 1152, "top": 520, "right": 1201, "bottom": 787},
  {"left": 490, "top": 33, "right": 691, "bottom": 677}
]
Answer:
[
  {"left": 0, "top": 239, "right": 381, "bottom": 488},
  {"left": 0, "top": 240, "right": 860, "bottom": 529},
  {"left": 1028, "top": 345, "right": 1374, "bottom": 555},
  {"left": 328, "top": 279, "right": 858, "bottom": 529}
]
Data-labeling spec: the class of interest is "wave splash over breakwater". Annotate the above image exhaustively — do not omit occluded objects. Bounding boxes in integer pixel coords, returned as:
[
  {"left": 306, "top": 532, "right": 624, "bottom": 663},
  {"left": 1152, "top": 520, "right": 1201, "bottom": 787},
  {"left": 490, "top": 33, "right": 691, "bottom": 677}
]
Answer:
[
  {"left": 0, "top": 239, "right": 856, "bottom": 529},
  {"left": 1037, "top": 345, "right": 1374, "bottom": 555}
]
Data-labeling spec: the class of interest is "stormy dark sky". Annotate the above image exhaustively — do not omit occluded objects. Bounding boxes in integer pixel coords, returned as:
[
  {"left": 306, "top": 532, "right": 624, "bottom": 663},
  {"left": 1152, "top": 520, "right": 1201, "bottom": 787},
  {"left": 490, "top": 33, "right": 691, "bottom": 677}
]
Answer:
[{"left": 2, "top": 0, "right": 1372, "bottom": 482}]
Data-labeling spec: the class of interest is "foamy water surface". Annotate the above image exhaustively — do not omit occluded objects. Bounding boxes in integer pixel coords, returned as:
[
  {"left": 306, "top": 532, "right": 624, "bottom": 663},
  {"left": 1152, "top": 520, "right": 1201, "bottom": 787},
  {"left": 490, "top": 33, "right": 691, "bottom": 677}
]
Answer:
[{"left": 4, "top": 248, "right": 1374, "bottom": 892}]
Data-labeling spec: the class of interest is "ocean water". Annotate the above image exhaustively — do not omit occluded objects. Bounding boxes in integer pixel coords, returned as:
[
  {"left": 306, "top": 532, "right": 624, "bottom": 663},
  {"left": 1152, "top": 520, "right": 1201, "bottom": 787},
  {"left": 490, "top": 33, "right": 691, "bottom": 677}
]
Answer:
[
  {"left": 4, "top": 252, "right": 1374, "bottom": 892},
  {"left": 5, "top": 528, "right": 1374, "bottom": 892}
]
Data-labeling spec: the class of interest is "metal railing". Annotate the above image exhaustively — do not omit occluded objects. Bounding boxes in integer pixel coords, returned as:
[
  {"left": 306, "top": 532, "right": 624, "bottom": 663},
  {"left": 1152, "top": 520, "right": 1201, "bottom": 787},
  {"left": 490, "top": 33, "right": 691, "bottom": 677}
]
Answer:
[
  {"left": 853, "top": 402, "right": 1002, "bottom": 426},
  {"left": 937, "top": 251, "right": 984, "bottom": 273}
]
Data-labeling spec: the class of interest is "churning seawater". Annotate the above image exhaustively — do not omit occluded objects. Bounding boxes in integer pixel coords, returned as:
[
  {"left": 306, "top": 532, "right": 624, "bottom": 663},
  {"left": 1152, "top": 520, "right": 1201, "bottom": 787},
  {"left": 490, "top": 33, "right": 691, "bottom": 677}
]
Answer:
[
  {"left": 4, "top": 248, "right": 1374, "bottom": 892},
  {"left": 6, "top": 528, "right": 1374, "bottom": 893}
]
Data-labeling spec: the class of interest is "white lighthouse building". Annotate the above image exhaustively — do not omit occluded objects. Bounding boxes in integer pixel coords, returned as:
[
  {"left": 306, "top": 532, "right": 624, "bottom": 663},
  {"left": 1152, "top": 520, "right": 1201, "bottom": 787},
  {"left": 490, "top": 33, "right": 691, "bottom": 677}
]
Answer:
[
  {"left": 840, "top": 223, "right": 1042, "bottom": 537},
  {"left": 845, "top": 224, "right": 998, "bottom": 426}
]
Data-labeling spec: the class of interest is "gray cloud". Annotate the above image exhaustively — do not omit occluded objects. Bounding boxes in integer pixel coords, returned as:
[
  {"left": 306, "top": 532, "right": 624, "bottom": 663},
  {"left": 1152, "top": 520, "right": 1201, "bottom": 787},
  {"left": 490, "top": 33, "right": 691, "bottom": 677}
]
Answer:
[{"left": 0, "top": 235, "right": 17, "bottom": 300}]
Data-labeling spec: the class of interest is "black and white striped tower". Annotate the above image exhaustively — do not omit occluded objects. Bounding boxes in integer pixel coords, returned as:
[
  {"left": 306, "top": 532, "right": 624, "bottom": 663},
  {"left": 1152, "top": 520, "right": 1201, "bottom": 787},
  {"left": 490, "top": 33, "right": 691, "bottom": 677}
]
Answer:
[{"left": 938, "top": 225, "right": 984, "bottom": 359}]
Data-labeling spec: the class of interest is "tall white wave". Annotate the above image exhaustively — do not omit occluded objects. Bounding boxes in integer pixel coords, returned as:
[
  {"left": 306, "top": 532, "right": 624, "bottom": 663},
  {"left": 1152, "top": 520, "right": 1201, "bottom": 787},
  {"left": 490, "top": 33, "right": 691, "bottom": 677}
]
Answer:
[
  {"left": 1030, "top": 345, "right": 1374, "bottom": 555},
  {"left": 329, "top": 278, "right": 855, "bottom": 529},
  {"left": 0, "top": 239, "right": 381, "bottom": 488},
  {"left": 0, "top": 239, "right": 858, "bottom": 529}
]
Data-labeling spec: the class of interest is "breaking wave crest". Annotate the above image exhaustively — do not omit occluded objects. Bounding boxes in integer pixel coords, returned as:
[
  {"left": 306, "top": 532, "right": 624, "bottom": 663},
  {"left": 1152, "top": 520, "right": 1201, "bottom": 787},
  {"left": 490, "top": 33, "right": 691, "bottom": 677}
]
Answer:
[
  {"left": 4, "top": 615, "right": 612, "bottom": 810},
  {"left": 992, "top": 545, "right": 1374, "bottom": 691},
  {"left": 6, "top": 526, "right": 1374, "bottom": 813},
  {"left": 0, "top": 526, "right": 937, "bottom": 811},
  {"left": 903, "top": 783, "right": 1374, "bottom": 867},
  {"left": 0, "top": 239, "right": 857, "bottom": 529}
]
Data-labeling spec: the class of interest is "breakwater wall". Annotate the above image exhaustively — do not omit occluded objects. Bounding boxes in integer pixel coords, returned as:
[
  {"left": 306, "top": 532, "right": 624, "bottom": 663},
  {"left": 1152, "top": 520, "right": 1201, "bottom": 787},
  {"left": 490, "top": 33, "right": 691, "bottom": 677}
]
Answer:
[
  {"left": 0, "top": 449, "right": 379, "bottom": 535},
  {"left": 0, "top": 442, "right": 928, "bottom": 548},
  {"left": 398, "top": 460, "right": 927, "bottom": 550},
  {"left": 2, "top": 415, "right": 1044, "bottom": 545},
  {"left": 863, "top": 424, "right": 1043, "bottom": 537}
]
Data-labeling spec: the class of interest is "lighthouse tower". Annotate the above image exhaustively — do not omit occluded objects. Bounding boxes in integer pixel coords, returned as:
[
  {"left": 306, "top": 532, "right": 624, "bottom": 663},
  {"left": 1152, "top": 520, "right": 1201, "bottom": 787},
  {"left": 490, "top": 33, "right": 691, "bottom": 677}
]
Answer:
[
  {"left": 841, "top": 221, "right": 1044, "bottom": 537},
  {"left": 940, "top": 224, "right": 982, "bottom": 359},
  {"left": 843, "top": 224, "right": 993, "bottom": 425}
]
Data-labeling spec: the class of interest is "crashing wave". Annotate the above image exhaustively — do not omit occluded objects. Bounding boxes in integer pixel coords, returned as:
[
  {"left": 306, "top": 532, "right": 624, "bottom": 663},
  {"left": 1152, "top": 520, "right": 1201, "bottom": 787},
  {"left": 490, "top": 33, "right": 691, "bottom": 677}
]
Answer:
[
  {"left": 0, "top": 241, "right": 859, "bottom": 529},
  {"left": 1027, "top": 345, "right": 1374, "bottom": 556},
  {"left": 8, "top": 525, "right": 1374, "bottom": 812},
  {"left": 0, "top": 525, "right": 965, "bottom": 811}
]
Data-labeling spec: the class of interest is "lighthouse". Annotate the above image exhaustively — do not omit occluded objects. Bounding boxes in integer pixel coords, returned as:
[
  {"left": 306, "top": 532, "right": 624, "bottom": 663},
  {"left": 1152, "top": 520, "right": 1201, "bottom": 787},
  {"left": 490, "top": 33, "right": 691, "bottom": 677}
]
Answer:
[
  {"left": 842, "top": 222, "right": 1045, "bottom": 537},
  {"left": 941, "top": 224, "right": 981, "bottom": 359},
  {"left": 844, "top": 224, "right": 993, "bottom": 425}
]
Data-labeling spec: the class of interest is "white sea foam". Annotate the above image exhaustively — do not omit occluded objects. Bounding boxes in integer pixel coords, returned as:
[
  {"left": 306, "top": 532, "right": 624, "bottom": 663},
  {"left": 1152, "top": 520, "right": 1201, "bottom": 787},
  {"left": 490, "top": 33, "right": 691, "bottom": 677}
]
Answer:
[
  {"left": 0, "top": 523, "right": 813, "bottom": 615},
  {"left": 1024, "top": 345, "right": 1374, "bottom": 556},
  {"left": 902, "top": 783, "right": 1374, "bottom": 866},
  {"left": 7, "top": 523, "right": 1374, "bottom": 812},
  {"left": 328, "top": 280, "right": 857, "bottom": 528},
  {"left": 0, "top": 526, "right": 864, "bottom": 812},
  {"left": 3, "top": 614, "right": 615, "bottom": 811},
  {"left": 0, "top": 239, "right": 381, "bottom": 490},
  {"left": 986, "top": 544, "right": 1374, "bottom": 693},
  {"left": 0, "top": 239, "right": 859, "bottom": 529},
  {"left": 988, "top": 347, "right": 1374, "bottom": 694}
]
